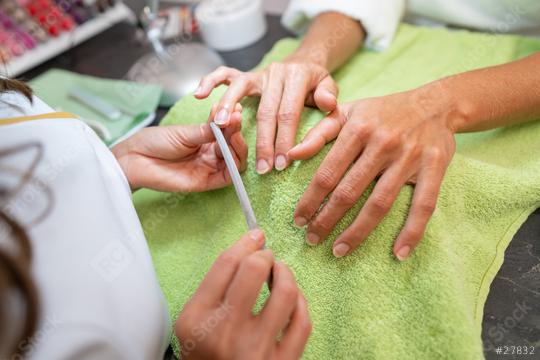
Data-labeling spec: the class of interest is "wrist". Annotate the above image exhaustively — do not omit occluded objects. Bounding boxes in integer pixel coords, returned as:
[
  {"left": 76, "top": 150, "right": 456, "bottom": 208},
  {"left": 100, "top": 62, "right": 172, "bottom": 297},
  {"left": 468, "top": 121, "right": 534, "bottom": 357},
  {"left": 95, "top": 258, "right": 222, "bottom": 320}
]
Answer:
[
  {"left": 285, "top": 46, "right": 330, "bottom": 69},
  {"left": 411, "top": 79, "right": 474, "bottom": 134}
]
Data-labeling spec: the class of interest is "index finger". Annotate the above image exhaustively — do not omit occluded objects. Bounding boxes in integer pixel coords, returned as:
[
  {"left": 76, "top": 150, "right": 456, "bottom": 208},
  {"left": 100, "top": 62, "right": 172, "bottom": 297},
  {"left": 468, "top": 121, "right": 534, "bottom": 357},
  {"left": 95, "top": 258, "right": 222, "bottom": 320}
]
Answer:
[
  {"left": 191, "top": 229, "right": 265, "bottom": 307},
  {"left": 195, "top": 66, "right": 241, "bottom": 99},
  {"left": 293, "top": 121, "right": 364, "bottom": 227},
  {"left": 224, "top": 249, "right": 274, "bottom": 316},
  {"left": 214, "top": 73, "right": 261, "bottom": 127},
  {"left": 287, "top": 111, "right": 344, "bottom": 161}
]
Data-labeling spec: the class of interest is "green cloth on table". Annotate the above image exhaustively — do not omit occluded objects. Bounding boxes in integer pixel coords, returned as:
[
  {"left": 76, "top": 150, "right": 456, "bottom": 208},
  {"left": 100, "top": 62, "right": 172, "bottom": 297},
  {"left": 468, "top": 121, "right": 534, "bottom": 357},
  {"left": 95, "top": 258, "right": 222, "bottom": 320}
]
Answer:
[
  {"left": 30, "top": 69, "right": 162, "bottom": 146},
  {"left": 133, "top": 24, "right": 540, "bottom": 359}
]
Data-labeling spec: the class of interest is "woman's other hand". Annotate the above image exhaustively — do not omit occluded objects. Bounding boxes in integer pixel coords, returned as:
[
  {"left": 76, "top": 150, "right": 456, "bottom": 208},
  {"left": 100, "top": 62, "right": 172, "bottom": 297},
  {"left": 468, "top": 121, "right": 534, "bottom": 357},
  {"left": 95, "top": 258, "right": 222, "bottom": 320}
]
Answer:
[
  {"left": 175, "top": 229, "right": 311, "bottom": 360},
  {"left": 289, "top": 51, "right": 540, "bottom": 261},
  {"left": 195, "top": 12, "right": 364, "bottom": 174},
  {"left": 112, "top": 104, "right": 248, "bottom": 192},
  {"left": 195, "top": 60, "right": 337, "bottom": 174},
  {"left": 289, "top": 86, "right": 457, "bottom": 261}
]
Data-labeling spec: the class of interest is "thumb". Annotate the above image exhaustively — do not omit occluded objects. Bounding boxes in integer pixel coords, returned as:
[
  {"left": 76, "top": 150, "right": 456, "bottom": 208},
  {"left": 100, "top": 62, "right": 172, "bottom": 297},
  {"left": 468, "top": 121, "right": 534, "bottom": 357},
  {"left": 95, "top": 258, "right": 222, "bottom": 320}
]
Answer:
[
  {"left": 312, "top": 75, "right": 338, "bottom": 112},
  {"left": 172, "top": 102, "right": 244, "bottom": 147},
  {"left": 287, "top": 109, "right": 345, "bottom": 160},
  {"left": 171, "top": 123, "right": 215, "bottom": 147}
]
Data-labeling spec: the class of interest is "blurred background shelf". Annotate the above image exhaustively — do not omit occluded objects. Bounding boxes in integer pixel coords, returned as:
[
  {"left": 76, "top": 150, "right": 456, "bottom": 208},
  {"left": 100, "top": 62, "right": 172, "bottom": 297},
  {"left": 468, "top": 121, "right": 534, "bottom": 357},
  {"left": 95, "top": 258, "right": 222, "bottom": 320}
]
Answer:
[{"left": 1, "top": 2, "right": 134, "bottom": 77}]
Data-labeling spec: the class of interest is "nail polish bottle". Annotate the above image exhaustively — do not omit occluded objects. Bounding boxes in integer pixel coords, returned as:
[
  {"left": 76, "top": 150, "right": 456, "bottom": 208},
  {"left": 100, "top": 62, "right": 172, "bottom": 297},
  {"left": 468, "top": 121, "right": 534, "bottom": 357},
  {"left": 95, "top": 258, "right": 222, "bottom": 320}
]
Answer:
[
  {"left": 0, "top": 10, "right": 37, "bottom": 49},
  {"left": 0, "top": 29, "right": 25, "bottom": 56}
]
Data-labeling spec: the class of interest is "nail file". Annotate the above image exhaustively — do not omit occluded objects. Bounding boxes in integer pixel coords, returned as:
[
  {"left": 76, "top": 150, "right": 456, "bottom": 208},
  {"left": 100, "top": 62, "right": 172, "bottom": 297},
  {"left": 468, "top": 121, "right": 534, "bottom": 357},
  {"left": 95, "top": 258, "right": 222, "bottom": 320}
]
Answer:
[
  {"left": 210, "top": 121, "right": 274, "bottom": 288},
  {"left": 209, "top": 122, "right": 266, "bottom": 249}
]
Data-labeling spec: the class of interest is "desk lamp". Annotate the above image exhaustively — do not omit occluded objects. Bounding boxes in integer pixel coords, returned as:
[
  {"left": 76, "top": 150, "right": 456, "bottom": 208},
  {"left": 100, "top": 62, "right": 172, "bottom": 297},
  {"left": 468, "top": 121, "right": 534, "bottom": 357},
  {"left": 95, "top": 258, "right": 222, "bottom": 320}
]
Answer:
[{"left": 127, "top": 0, "right": 224, "bottom": 106}]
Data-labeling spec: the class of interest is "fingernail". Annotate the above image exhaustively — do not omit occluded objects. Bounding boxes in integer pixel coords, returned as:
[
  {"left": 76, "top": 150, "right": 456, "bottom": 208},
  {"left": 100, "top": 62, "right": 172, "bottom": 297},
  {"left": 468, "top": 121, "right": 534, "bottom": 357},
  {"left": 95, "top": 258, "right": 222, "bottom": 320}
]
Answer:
[
  {"left": 214, "top": 108, "right": 229, "bottom": 125},
  {"left": 275, "top": 154, "right": 287, "bottom": 171},
  {"left": 333, "top": 243, "right": 350, "bottom": 258},
  {"left": 396, "top": 245, "right": 410, "bottom": 261},
  {"left": 306, "top": 232, "right": 319, "bottom": 246},
  {"left": 294, "top": 216, "right": 307, "bottom": 228},
  {"left": 248, "top": 229, "right": 264, "bottom": 244},
  {"left": 256, "top": 159, "right": 270, "bottom": 174},
  {"left": 194, "top": 86, "right": 202, "bottom": 96}
]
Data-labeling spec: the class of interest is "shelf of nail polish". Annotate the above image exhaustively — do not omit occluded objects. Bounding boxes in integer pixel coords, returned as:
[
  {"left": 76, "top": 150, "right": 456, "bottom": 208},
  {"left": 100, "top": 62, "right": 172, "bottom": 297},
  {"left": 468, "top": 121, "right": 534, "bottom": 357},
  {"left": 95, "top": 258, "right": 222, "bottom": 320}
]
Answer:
[{"left": 0, "top": 1, "right": 133, "bottom": 77}]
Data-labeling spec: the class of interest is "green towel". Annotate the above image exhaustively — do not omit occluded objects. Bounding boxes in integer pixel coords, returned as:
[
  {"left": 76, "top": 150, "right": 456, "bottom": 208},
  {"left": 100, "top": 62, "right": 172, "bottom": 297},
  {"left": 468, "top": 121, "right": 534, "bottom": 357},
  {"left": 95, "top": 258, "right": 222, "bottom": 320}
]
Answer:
[
  {"left": 30, "top": 69, "right": 162, "bottom": 146},
  {"left": 133, "top": 24, "right": 540, "bottom": 359}
]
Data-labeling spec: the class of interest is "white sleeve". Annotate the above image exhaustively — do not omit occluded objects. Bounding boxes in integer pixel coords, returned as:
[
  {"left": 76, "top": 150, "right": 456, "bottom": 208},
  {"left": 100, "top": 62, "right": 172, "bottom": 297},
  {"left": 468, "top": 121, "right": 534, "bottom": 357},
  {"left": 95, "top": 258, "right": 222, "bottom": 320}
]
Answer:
[
  {"left": 27, "top": 327, "right": 134, "bottom": 360},
  {"left": 281, "top": 0, "right": 406, "bottom": 51}
]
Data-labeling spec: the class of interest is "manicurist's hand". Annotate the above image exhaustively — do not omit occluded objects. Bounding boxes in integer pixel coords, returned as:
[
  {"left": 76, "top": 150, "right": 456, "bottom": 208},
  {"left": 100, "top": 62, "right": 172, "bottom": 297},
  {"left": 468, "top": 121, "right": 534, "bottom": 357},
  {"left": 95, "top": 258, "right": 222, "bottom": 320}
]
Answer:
[
  {"left": 288, "top": 88, "right": 457, "bottom": 261},
  {"left": 112, "top": 104, "right": 247, "bottom": 192},
  {"left": 175, "top": 229, "right": 312, "bottom": 360},
  {"left": 195, "top": 12, "right": 364, "bottom": 174}
]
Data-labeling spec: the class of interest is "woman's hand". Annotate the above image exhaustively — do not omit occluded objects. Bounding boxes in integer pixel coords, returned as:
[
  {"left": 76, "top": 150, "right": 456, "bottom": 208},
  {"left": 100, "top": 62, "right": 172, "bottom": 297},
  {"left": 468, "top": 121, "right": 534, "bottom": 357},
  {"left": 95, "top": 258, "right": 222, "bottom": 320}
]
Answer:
[
  {"left": 175, "top": 229, "right": 312, "bottom": 360},
  {"left": 194, "top": 12, "right": 365, "bottom": 175},
  {"left": 288, "top": 87, "right": 458, "bottom": 260},
  {"left": 195, "top": 60, "right": 338, "bottom": 174},
  {"left": 112, "top": 104, "right": 248, "bottom": 192},
  {"left": 288, "top": 52, "right": 540, "bottom": 261}
]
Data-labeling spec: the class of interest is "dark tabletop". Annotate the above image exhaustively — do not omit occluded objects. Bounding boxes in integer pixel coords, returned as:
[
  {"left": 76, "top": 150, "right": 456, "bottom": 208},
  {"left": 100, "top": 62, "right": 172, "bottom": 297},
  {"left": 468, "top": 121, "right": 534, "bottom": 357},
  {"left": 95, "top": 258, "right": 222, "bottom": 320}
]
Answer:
[{"left": 22, "top": 15, "right": 540, "bottom": 360}]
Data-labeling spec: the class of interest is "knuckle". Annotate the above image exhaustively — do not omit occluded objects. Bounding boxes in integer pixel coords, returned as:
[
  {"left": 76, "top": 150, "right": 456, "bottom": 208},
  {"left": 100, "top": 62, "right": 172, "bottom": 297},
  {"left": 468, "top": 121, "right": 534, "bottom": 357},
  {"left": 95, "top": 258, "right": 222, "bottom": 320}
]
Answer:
[
  {"left": 235, "top": 73, "right": 251, "bottom": 86},
  {"left": 370, "top": 192, "right": 393, "bottom": 215},
  {"left": 257, "top": 106, "right": 277, "bottom": 122},
  {"left": 375, "top": 131, "right": 401, "bottom": 152},
  {"left": 277, "top": 111, "right": 300, "bottom": 126},
  {"left": 216, "top": 251, "right": 241, "bottom": 270},
  {"left": 216, "top": 65, "right": 231, "bottom": 73},
  {"left": 314, "top": 167, "right": 338, "bottom": 191},
  {"left": 255, "top": 136, "right": 273, "bottom": 152},
  {"left": 349, "top": 124, "right": 371, "bottom": 143},
  {"left": 418, "top": 199, "right": 436, "bottom": 215},
  {"left": 332, "top": 185, "right": 358, "bottom": 206},
  {"left": 277, "top": 283, "right": 298, "bottom": 303},
  {"left": 423, "top": 146, "right": 445, "bottom": 163},
  {"left": 243, "top": 254, "right": 269, "bottom": 274},
  {"left": 402, "top": 228, "right": 423, "bottom": 243},
  {"left": 403, "top": 142, "right": 423, "bottom": 159},
  {"left": 311, "top": 216, "right": 333, "bottom": 233},
  {"left": 350, "top": 164, "right": 372, "bottom": 183}
]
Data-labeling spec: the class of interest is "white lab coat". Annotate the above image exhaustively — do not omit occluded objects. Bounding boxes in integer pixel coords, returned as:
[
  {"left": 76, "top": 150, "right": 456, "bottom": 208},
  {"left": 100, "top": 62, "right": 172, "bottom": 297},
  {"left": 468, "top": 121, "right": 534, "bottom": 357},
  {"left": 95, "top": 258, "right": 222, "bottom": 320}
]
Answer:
[
  {"left": 282, "top": 0, "right": 540, "bottom": 50},
  {"left": 0, "top": 93, "right": 170, "bottom": 359}
]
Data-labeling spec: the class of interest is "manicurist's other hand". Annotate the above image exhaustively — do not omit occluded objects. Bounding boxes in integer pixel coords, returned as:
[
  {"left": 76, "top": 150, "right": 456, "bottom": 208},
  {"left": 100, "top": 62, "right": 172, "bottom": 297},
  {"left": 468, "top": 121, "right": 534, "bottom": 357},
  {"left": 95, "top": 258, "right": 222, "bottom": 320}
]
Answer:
[
  {"left": 194, "top": 12, "right": 364, "bottom": 174},
  {"left": 289, "top": 87, "right": 457, "bottom": 261},
  {"left": 175, "top": 229, "right": 312, "bottom": 360},
  {"left": 112, "top": 104, "right": 247, "bottom": 192}
]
